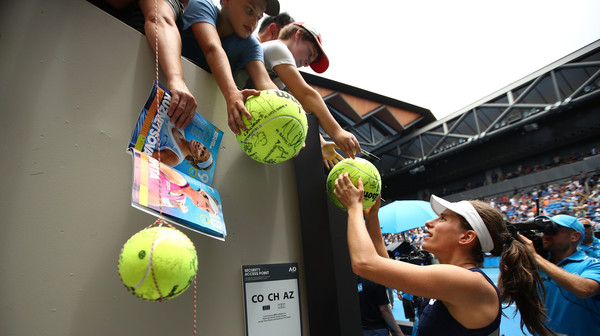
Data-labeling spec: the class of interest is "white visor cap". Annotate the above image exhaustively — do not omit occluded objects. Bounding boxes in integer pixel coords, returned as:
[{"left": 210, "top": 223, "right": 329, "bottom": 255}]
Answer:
[{"left": 430, "top": 195, "right": 494, "bottom": 253}]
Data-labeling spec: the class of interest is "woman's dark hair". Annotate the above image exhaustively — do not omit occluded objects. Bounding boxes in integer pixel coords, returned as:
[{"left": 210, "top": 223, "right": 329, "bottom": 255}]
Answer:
[{"left": 464, "top": 200, "right": 559, "bottom": 336}]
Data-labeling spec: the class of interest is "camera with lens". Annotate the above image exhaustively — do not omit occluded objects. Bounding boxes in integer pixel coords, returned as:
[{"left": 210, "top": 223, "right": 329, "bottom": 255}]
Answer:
[
  {"left": 506, "top": 217, "right": 558, "bottom": 255},
  {"left": 387, "top": 241, "right": 433, "bottom": 266},
  {"left": 401, "top": 249, "right": 433, "bottom": 266}
]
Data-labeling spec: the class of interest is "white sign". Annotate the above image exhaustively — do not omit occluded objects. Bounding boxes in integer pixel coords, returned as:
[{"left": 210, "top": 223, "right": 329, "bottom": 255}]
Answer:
[{"left": 242, "top": 263, "right": 302, "bottom": 336}]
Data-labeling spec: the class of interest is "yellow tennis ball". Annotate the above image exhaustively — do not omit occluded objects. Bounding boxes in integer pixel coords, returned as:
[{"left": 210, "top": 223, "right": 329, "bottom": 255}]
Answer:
[
  {"left": 118, "top": 226, "right": 198, "bottom": 301},
  {"left": 236, "top": 90, "right": 308, "bottom": 164},
  {"left": 326, "top": 158, "right": 382, "bottom": 210}
]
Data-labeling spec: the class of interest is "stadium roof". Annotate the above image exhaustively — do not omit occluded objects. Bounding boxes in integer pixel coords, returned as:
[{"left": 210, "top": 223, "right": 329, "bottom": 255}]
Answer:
[{"left": 306, "top": 39, "right": 600, "bottom": 200}]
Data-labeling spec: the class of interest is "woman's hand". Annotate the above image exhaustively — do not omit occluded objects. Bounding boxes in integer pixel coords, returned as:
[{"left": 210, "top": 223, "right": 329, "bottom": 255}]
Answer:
[
  {"left": 333, "top": 173, "right": 363, "bottom": 211},
  {"left": 364, "top": 195, "right": 381, "bottom": 222}
]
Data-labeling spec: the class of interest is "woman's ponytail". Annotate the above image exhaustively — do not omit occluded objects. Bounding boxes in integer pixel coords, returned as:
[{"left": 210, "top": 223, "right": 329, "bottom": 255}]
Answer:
[
  {"left": 499, "top": 236, "right": 559, "bottom": 336},
  {"left": 468, "top": 201, "right": 559, "bottom": 336}
]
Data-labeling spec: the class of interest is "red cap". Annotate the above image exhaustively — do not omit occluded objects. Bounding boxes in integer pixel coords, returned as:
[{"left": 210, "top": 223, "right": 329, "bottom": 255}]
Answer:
[{"left": 291, "top": 22, "right": 329, "bottom": 73}]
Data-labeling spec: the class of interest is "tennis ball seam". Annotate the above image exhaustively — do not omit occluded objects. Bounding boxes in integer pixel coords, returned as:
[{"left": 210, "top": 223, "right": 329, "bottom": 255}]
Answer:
[
  {"left": 337, "top": 162, "right": 380, "bottom": 181},
  {"left": 326, "top": 158, "right": 381, "bottom": 211},
  {"left": 237, "top": 89, "right": 308, "bottom": 164},
  {"left": 238, "top": 114, "right": 306, "bottom": 144},
  {"left": 132, "top": 233, "right": 182, "bottom": 291},
  {"left": 118, "top": 227, "right": 198, "bottom": 301}
]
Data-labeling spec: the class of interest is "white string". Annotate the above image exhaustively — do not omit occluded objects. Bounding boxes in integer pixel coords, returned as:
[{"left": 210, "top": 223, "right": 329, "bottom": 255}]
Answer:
[{"left": 154, "top": 0, "right": 163, "bottom": 218}]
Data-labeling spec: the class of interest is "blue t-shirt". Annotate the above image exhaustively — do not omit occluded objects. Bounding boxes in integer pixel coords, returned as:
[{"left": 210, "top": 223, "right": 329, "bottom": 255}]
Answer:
[
  {"left": 417, "top": 268, "right": 501, "bottom": 336},
  {"left": 181, "top": 0, "right": 263, "bottom": 74},
  {"left": 579, "top": 236, "right": 600, "bottom": 259},
  {"left": 541, "top": 250, "right": 600, "bottom": 336}
]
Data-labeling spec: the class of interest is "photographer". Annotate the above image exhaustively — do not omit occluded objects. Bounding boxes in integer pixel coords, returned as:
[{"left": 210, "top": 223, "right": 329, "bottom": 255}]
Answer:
[
  {"left": 519, "top": 214, "right": 600, "bottom": 336},
  {"left": 333, "top": 174, "right": 557, "bottom": 336}
]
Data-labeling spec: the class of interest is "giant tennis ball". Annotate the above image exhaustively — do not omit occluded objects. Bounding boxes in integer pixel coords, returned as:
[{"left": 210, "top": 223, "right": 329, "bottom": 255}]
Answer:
[
  {"left": 118, "top": 226, "right": 198, "bottom": 301},
  {"left": 236, "top": 90, "right": 308, "bottom": 164},
  {"left": 326, "top": 158, "right": 382, "bottom": 210}
]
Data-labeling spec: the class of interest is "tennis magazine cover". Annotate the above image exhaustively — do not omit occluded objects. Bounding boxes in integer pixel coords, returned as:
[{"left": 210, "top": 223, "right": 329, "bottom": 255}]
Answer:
[{"left": 127, "top": 81, "right": 226, "bottom": 240}]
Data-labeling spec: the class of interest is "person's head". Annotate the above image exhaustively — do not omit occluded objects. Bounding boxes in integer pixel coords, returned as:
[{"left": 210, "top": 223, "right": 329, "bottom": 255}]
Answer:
[
  {"left": 189, "top": 190, "right": 220, "bottom": 214},
  {"left": 257, "top": 12, "right": 294, "bottom": 42},
  {"left": 188, "top": 189, "right": 209, "bottom": 212},
  {"left": 579, "top": 217, "right": 594, "bottom": 243},
  {"left": 220, "top": 0, "right": 280, "bottom": 39},
  {"left": 536, "top": 214, "right": 584, "bottom": 252},
  {"left": 186, "top": 140, "right": 213, "bottom": 171},
  {"left": 426, "top": 195, "right": 556, "bottom": 336},
  {"left": 278, "top": 22, "right": 329, "bottom": 73},
  {"left": 424, "top": 195, "right": 507, "bottom": 265}
]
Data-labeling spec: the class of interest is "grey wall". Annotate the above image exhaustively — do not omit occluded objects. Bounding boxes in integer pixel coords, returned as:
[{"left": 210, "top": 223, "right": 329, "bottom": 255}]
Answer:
[{"left": 0, "top": 1, "right": 310, "bottom": 334}]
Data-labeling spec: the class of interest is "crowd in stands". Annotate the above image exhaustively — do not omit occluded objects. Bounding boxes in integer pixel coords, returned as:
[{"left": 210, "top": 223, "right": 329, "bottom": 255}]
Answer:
[
  {"left": 489, "top": 172, "right": 600, "bottom": 229},
  {"left": 384, "top": 228, "right": 426, "bottom": 250},
  {"left": 384, "top": 171, "right": 600, "bottom": 250}
]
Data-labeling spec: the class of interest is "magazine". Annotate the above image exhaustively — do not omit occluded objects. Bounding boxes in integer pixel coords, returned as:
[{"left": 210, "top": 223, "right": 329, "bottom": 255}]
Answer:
[
  {"left": 130, "top": 149, "right": 226, "bottom": 240},
  {"left": 127, "top": 81, "right": 226, "bottom": 240},
  {"left": 128, "top": 81, "right": 223, "bottom": 186}
]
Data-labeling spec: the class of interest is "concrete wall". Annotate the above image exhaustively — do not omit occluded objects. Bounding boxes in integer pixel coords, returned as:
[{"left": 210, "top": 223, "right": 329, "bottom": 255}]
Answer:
[{"left": 0, "top": 1, "right": 310, "bottom": 334}]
